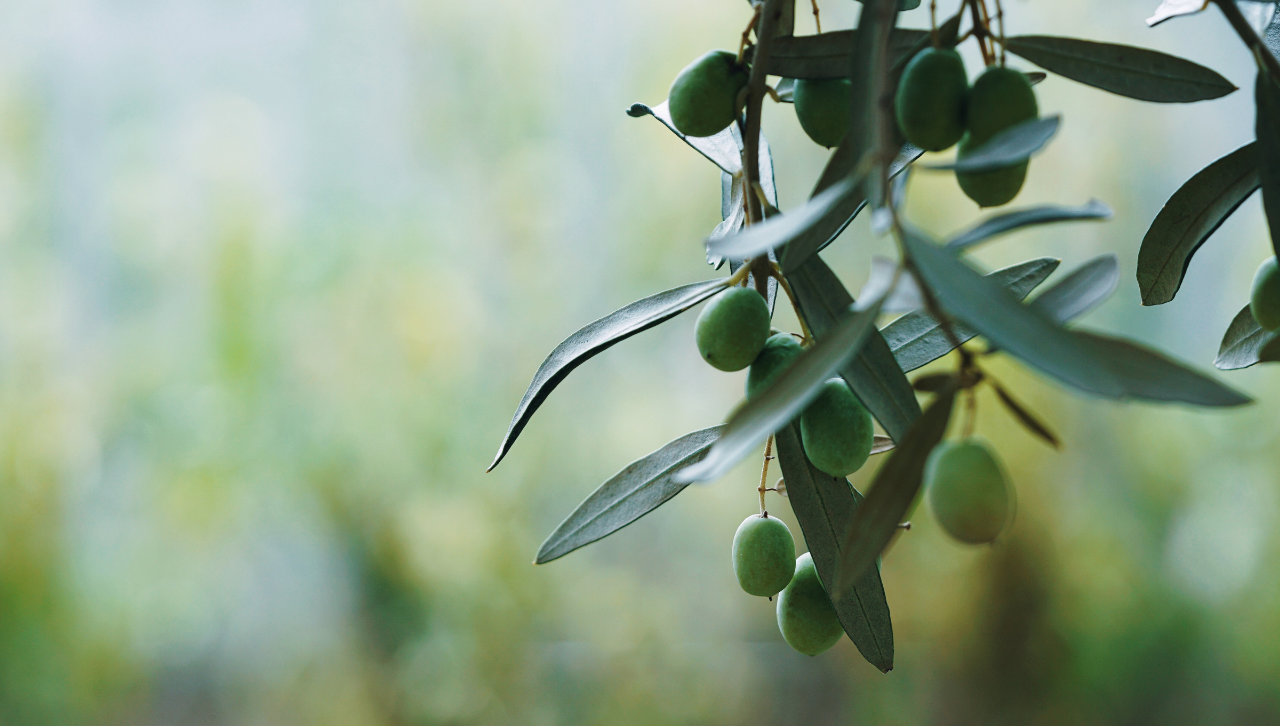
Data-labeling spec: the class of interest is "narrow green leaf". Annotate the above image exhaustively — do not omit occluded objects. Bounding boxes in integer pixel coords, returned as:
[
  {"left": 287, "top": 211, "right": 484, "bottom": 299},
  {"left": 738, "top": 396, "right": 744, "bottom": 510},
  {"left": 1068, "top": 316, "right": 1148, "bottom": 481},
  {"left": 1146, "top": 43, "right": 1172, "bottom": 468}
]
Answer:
[
  {"left": 1256, "top": 71, "right": 1280, "bottom": 260},
  {"left": 490, "top": 279, "right": 728, "bottom": 471},
  {"left": 774, "top": 424, "right": 894, "bottom": 673},
  {"left": 535, "top": 427, "right": 723, "bottom": 564},
  {"left": 675, "top": 298, "right": 885, "bottom": 484},
  {"left": 707, "top": 177, "right": 858, "bottom": 264},
  {"left": 1215, "top": 304, "right": 1280, "bottom": 370},
  {"left": 881, "top": 257, "right": 1061, "bottom": 372},
  {"left": 1003, "top": 35, "right": 1236, "bottom": 103},
  {"left": 991, "top": 382, "right": 1061, "bottom": 449},
  {"left": 763, "top": 28, "right": 926, "bottom": 80},
  {"left": 627, "top": 101, "right": 741, "bottom": 174},
  {"left": 1030, "top": 254, "right": 1119, "bottom": 323},
  {"left": 787, "top": 255, "right": 922, "bottom": 442},
  {"left": 923, "top": 116, "right": 1060, "bottom": 172},
  {"left": 946, "top": 199, "right": 1113, "bottom": 251},
  {"left": 833, "top": 386, "right": 957, "bottom": 597},
  {"left": 1137, "top": 143, "right": 1259, "bottom": 305},
  {"left": 903, "top": 229, "right": 1250, "bottom": 405}
]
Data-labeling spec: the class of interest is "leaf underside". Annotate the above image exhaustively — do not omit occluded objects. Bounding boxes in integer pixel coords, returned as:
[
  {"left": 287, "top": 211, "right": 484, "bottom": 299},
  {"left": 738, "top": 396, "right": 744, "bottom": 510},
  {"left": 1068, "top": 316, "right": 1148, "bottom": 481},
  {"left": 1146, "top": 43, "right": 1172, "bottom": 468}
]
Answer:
[
  {"left": 535, "top": 426, "right": 723, "bottom": 564},
  {"left": 1216, "top": 304, "right": 1280, "bottom": 370},
  {"left": 1004, "top": 35, "right": 1236, "bottom": 103},
  {"left": 773, "top": 423, "right": 894, "bottom": 673},
  {"left": 923, "top": 116, "right": 1060, "bottom": 172},
  {"left": 946, "top": 199, "right": 1113, "bottom": 251},
  {"left": 1137, "top": 142, "right": 1259, "bottom": 306},
  {"left": 490, "top": 279, "right": 727, "bottom": 471}
]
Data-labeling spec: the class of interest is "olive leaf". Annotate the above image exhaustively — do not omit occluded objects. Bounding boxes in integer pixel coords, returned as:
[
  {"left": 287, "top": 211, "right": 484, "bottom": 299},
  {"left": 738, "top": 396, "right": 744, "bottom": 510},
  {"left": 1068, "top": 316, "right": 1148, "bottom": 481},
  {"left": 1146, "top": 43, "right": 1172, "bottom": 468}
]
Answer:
[
  {"left": 1215, "top": 304, "right": 1280, "bottom": 370},
  {"left": 882, "top": 257, "right": 1061, "bottom": 372},
  {"left": 991, "top": 382, "right": 1061, "bottom": 449},
  {"left": 707, "top": 176, "right": 859, "bottom": 265},
  {"left": 946, "top": 199, "right": 1113, "bottom": 251},
  {"left": 1002, "top": 35, "right": 1236, "bottom": 103},
  {"left": 902, "top": 228, "right": 1250, "bottom": 406},
  {"left": 1137, "top": 143, "right": 1259, "bottom": 305},
  {"left": 871, "top": 435, "right": 895, "bottom": 454},
  {"left": 627, "top": 101, "right": 741, "bottom": 174},
  {"left": 924, "top": 116, "right": 1061, "bottom": 172},
  {"left": 1146, "top": 0, "right": 1209, "bottom": 28},
  {"left": 763, "top": 28, "right": 926, "bottom": 80},
  {"left": 490, "top": 279, "right": 729, "bottom": 471},
  {"left": 774, "top": 424, "right": 894, "bottom": 673},
  {"left": 675, "top": 297, "right": 886, "bottom": 484},
  {"left": 1256, "top": 71, "right": 1280, "bottom": 260},
  {"left": 535, "top": 426, "right": 723, "bottom": 564},
  {"left": 833, "top": 384, "right": 958, "bottom": 598},
  {"left": 1031, "top": 253, "right": 1120, "bottom": 323},
  {"left": 787, "top": 255, "right": 921, "bottom": 443}
]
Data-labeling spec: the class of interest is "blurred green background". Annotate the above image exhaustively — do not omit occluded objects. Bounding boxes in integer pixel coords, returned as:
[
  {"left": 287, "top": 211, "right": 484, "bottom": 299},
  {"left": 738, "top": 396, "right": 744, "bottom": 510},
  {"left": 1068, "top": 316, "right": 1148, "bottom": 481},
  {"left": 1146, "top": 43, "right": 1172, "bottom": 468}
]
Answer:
[{"left": 2, "top": 0, "right": 1280, "bottom": 723}]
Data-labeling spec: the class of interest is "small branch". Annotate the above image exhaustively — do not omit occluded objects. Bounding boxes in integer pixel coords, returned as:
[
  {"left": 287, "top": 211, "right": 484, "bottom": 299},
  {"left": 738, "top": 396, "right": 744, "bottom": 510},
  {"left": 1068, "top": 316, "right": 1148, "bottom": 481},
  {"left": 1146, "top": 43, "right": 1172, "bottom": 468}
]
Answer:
[
  {"left": 767, "top": 266, "right": 815, "bottom": 343},
  {"left": 967, "top": 0, "right": 993, "bottom": 65},
  {"left": 743, "top": 0, "right": 784, "bottom": 227},
  {"left": 757, "top": 435, "right": 775, "bottom": 514},
  {"left": 1212, "top": 0, "right": 1280, "bottom": 82},
  {"left": 809, "top": 0, "right": 822, "bottom": 34}
]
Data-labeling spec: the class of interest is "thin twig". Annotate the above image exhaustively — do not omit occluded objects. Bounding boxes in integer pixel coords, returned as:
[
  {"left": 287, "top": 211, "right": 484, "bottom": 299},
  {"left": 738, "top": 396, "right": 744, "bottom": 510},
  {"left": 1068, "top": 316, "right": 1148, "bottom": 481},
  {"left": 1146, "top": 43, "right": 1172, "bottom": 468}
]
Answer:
[
  {"left": 758, "top": 435, "right": 774, "bottom": 514},
  {"left": 810, "top": 0, "right": 822, "bottom": 34},
  {"left": 743, "top": 0, "right": 783, "bottom": 227},
  {"left": 766, "top": 267, "right": 815, "bottom": 343}
]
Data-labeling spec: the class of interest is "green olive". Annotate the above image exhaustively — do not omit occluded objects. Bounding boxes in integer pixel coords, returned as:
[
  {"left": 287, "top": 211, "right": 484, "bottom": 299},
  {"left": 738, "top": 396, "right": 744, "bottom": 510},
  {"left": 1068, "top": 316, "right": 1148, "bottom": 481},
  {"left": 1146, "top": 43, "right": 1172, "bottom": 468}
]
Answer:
[
  {"left": 668, "top": 50, "right": 750, "bottom": 138},
  {"left": 800, "top": 379, "right": 874, "bottom": 477},
  {"left": 746, "top": 333, "right": 803, "bottom": 399},
  {"left": 956, "top": 66, "right": 1038, "bottom": 208},
  {"left": 732, "top": 514, "right": 797, "bottom": 597},
  {"left": 776, "top": 552, "right": 844, "bottom": 656},
  {"left": 1251, "top": 257, "right": 1280, "bottom": 331},
  {"left": 695, "top": 287, "right": 771, "bottom": 372},
  {"left": 895, "top": 48, "right": 968, "bottom": 152},
  {"left": 924, "top": 439, "right": 1012, "bottom": 544},
  {"left": 793, "top": 78, "right": 851, "bottom": 149}
]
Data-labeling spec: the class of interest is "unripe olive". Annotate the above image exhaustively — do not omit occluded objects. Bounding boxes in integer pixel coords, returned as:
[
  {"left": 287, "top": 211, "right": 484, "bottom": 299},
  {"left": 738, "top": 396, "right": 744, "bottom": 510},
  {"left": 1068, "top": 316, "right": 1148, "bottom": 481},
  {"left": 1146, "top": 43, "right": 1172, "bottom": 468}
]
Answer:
[
  {"left": 853, "top": 0, "right": 921, "bottom": 9},
  {"left": 776, "top": 552, "right": 844, "bottom": 656},
  {"left": 695, "top": 287, "right": 771, "bottom": 372},
  {"left": 924, "top": 439, "right": 1011, "bottom": 544},
  {"left": 1251, "top": 257, "right": 1280, "bottom": 331},
  {"left": 732, "top": 514, "right": 797, "bottom": 597},
  {"left": 793, "top": 78, "right": 851, "bottom": 149},
  {"left": 668, "top": 50, "right": 750, "bottom": 138},
  {"left": 746, "top": 333, "right": 803, "bottom": 399},
  {"left": 800, "top": 379, "right": 874, "bottom": 477},
  {"left": 956, "top": 66, "right": 1037, "bottom": 208},
  {"left": 895, "top": 48, "right": 968, "bottom": 152}
]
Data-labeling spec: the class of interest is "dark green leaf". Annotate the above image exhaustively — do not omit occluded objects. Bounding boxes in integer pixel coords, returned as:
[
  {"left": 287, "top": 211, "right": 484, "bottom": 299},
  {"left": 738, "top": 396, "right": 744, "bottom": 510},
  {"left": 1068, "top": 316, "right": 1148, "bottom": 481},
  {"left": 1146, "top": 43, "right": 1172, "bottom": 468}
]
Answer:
[
  {"left": 924, "top": 116, "right": 1061, "bottom": 172},
  {"left": 627, "top": 101, "right": 741, "bottom": 174},
  {"left": 1215, "top": 304, "right": 1280, "bottom": 370},
  {"left": 882, "top": 257, "right": 1061, "bottom": 372},
  {"left": 774, "top": 424, "right": 894, "bottom": 673},
  {"left": 1030, "top": 254, "right": 1119, "bottom": 323},
  {"left": 763, "top": 28, "right": 926, "bottom": 80},
  {"left": 1003, "top": 35, "right": 1236, "bottom": 102},
  {"left": 902, "top": 229, "right": 1250, "bottom": 405},
  {"left": 946, "top": 199, "right": 1113, "bottom": 251},
  {"left": 707, "top": 177, "right": 859, "bottom": 264},
  {"left": 490, "top": 279, "right": 728, "bottom": 471},
  {"left": 1137, "top": 143, "right": 1259, "bottom": 305},
  {"left": 1256, "top": 71, "right": 1280, "bottom": 260},
  {"left": 676, "top": 298, "right": 886, "bottom": 484},
  {"left": 787, "top": 255, "right": 921, "bottom": 442},
  {"left": 889, "top": 12, "right": 963, "bottom": 75},
  {"left": 535, "top": 427, "right": 723, "bottom": 564},
  {"left": 991, "top": 382, "right": 1061, "bottom": 449},
  {"left": 833, "top": 385, "right": 957, "bottom": 597}
]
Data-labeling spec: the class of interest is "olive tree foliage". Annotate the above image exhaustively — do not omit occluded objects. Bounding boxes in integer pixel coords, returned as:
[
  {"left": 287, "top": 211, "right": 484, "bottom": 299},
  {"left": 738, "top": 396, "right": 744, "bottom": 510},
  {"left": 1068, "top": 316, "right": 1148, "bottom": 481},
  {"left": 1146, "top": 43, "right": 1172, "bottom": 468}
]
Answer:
[{"left": 489, "top": 0, "right": 1275, "bottom": 671}]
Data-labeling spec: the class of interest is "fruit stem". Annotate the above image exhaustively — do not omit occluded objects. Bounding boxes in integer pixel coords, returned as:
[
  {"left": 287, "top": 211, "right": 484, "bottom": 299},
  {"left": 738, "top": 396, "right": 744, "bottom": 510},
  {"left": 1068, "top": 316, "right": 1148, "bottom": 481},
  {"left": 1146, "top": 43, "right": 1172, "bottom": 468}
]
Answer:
[
  {"left": 742, "top": 0, "right": 785, "bottom": 228},
  {"left": 929, "top": 0, "right": 938, "bottom": 47},
  {"left": 1211, "top": 0, "right": 1280, "bottom": 84},
  {"left": 725, "top": 259, "right": 756, "bottom": 288},
  {"left": 736, "top": 5, "right": 762, "bottom": 66},
  {"left": 993, "top": 0, "right": 1005, "bottom": 65},
  {"left": 962, "top": 387, "right": 977, "bottom": 438},
  {"left": 758, "top": 435, "right": 775, "bottom": 515},
  {"left": 766, "top": 266, "right": 815, "bottom": 343},
  {"left": 966, "top": 0, "right": 993, "bottom": 66}
]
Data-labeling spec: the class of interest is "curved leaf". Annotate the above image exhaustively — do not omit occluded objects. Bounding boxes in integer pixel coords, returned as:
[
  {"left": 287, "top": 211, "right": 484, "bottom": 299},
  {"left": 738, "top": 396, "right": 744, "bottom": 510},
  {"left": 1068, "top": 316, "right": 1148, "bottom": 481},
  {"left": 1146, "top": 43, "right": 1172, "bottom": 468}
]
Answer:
[
  {"left": 1147, "top": 0, "right": 1208, "bottom": 28},
  {"left": 946, "top": 199, "right": 1113, "bottom": 251},
  {"left": 675, "top": 297, "right": 886, "bottom": 484},
  {"left": 490, "top": 279, "right": 728, "bottom": 471},
  {"left": 1256, "top": 72, "right": 1280, "bottom": 260},
  {"left": 787, "top": 255, "right": 921, "bottom": 442},
  {"left": 627, "top": 101, "right": 741, "bottom": 174},
  {"left": 535, "top": 426, "right": 722, "bottom": 564},
  {"left": 1003, "top": 35, "right": 1236, "bottom": 103},
  {"left": 707, "top": 177, "right": 859, "bottom": 265},
  {"left": 833, "top": 385, "right": 957, "bottom": 597},
  {"left": 902, "top": 229, "right": 1250, "bottom": 406},
  {"left": 763, "top": 28, "right": 926, "bottom": 79},
  {"left": 882, "top": 257, "right": 1061, "bottom": 372},
  {"left": 774, "top": 424, "right": 894, "bottom": 673},
  {"left": 1031, "top": 254, "right": 1120, "bottom": 323},
  {"left": 1215, "top": 304, "right": 1280, "bottom": 370},
  {"left": 924, "top": 116, "right": 1061, "bottom": 172},
  {"left": 1137, "top": 143, "right": 1259, "bottom": 305}
]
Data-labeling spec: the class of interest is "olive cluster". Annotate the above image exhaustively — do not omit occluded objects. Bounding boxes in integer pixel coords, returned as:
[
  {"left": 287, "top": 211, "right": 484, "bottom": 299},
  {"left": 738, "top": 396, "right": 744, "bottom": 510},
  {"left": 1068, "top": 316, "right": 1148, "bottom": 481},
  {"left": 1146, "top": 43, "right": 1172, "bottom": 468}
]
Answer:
[{"left": 896, "top": 49, "right": 1039, "bottom": 207}]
